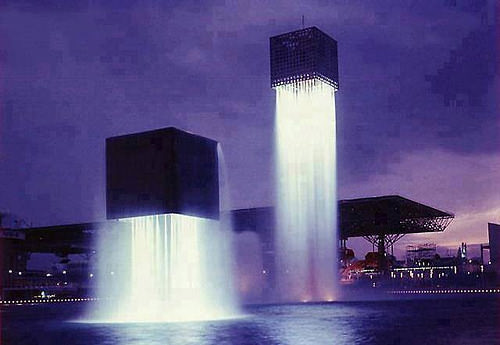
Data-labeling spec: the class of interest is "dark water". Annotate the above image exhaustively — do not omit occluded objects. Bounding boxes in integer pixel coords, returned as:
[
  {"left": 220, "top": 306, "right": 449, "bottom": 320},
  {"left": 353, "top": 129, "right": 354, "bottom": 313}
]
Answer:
[{"left": 2, "top": 297, "right": 499, "bottom": 345}]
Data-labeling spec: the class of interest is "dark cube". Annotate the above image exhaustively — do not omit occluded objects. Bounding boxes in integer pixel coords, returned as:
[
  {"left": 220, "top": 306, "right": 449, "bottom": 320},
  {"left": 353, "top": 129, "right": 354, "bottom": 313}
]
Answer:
[
  {"left": 106, "top": 127, "right": 219, "bottom": 220},
  {"left": 270, "top": 26, "right": 339, "bottom": 89}
]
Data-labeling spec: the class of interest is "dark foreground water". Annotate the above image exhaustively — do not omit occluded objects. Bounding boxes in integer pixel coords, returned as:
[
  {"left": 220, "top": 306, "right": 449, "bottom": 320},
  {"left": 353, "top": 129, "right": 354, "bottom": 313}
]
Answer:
[{"left": 2, "top": 296, "right": 499, "bottom": 345}]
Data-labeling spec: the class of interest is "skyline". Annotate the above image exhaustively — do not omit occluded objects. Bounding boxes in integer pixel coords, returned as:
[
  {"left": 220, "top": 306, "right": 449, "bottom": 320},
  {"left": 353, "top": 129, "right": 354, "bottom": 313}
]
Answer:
[{"left": 0, "top": 0, "right": 498, "bottom": 257}]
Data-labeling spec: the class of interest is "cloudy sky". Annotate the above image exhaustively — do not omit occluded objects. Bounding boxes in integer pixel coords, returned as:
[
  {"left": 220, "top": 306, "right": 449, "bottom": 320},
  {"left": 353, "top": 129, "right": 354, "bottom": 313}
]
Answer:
[{"left": 0, "top": 0, "right": 498, "bottom": 256}]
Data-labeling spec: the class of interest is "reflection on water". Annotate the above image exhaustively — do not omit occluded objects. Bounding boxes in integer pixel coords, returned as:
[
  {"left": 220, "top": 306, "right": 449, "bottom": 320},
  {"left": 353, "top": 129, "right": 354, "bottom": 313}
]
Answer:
[{"left": 2, "top": 298, "right": 499, "bottom": 345}]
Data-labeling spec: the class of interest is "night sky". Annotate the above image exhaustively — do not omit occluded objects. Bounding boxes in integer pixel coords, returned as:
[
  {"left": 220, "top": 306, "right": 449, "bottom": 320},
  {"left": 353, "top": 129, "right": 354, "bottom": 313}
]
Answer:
[{"left": 0, "top": 0, "right": 498, "bottom": 257}]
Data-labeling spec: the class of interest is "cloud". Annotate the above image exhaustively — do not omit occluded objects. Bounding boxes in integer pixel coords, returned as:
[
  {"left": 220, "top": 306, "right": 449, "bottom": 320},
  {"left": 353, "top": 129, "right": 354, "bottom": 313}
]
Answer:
[
  {"left": 426, "top": 28, "right": 495, "bottom": 107},
  {"left": 0, "top": 0, "right": 496, "bottom": 227}
]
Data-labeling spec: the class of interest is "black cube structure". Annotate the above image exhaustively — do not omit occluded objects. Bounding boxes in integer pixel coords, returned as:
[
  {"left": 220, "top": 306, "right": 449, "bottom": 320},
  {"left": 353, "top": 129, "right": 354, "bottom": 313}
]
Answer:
[
  {"left": 106, "top": 127, "right": 219, "bottom": 220},
  {"left": 270, "top": 26, "right": 339, "bottom": 89}
]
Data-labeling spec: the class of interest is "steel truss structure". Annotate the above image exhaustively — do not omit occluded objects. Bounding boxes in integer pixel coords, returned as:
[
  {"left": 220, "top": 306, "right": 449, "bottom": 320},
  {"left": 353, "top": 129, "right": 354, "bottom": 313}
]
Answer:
[
  {"left": 340, "top": 195, "right": 454, "bottom": 269},
  {"left": 20, "top": 195, "right": 454, "bottom": 273}
]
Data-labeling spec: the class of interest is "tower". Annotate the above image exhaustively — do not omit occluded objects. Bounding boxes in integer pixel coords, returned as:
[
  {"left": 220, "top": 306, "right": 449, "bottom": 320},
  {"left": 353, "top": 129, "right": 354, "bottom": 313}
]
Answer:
[{"left": 271, "top": 26, "right": 340, "bottom": 302}]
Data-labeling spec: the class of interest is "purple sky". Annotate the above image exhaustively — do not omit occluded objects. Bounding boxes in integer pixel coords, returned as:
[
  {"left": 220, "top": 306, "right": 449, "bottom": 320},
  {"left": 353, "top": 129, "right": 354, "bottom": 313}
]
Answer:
[{"left": 0, "top": 0, "right": 498, "bottom": 257}]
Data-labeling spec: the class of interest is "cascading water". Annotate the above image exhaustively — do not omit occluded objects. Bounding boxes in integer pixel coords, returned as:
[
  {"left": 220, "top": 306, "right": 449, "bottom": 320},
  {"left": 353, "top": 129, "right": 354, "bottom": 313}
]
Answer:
[
  {"left": 90, "top": 148, "right": 238, "bottom": 323},
  {"left": 275, "top": 79, "right": 338, "bottom": 302}
]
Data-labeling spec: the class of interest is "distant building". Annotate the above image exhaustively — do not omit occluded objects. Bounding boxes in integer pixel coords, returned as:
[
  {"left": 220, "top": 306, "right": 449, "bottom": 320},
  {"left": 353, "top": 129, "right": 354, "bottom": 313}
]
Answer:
[
  {"left": 488, "top": 223, "right": 500, "bottom": 274},
  {"left": 406, "top": 243, "right": 437, "bottom": 265},
  {"left": 1, "top": 228, "right": 28, "bottom": 273},
  {"left": 457, "top": 242, "right": 468, "bottom": 263},
  {"left": 0, "top": 227, "right": 29, "bottom": 299}
]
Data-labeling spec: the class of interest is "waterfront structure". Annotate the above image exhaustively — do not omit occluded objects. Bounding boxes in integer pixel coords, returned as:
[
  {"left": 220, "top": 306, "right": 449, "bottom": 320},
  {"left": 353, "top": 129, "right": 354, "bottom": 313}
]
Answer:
[
  {"left": 488, "top": 223, "right": 500, "bottom": 275},
  {"left": 95, "top": 127, "right": 236, "bottom": 322},
  {"left": 406, "top": 243, "right": 437, "bottom": 265},
  {"left": 7, "top": 197, "right": 500, "bottom": 303},
  {"left": 0, "top": 228, "right": 28, "bottom": 299},
  {"left": 340, "top": 195, "right": 454, "bottom": 271},
  {"left": 272, "top": 26, "right": 339, "bottom": 302}
]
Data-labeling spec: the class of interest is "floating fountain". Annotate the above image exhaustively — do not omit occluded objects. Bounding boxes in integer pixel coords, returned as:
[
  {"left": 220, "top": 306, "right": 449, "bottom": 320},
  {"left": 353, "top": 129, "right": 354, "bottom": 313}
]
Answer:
[
  {"left": 271, "top": 27, "right": 340, "bottom": 302},
  {"left": 91, "top": 127, "right": 238, "bottom": 322}
]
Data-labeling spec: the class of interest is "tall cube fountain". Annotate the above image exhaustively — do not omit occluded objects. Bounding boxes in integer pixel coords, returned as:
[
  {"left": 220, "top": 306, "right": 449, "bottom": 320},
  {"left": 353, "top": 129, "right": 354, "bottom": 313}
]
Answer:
[{"left": 271, "top": 27, "right": 339, "bottom": 302}]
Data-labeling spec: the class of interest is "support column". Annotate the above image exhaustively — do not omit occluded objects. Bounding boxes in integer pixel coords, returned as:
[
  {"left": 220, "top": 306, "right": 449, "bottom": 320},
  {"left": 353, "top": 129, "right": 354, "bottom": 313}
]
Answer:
[{"left": 377, "top": 234, "right": 387, "bottom": 273}]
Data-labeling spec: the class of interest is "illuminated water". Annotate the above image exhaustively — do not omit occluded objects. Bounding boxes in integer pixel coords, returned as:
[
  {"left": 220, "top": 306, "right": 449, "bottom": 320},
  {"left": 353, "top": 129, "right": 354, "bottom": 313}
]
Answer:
[
  {"left": 3, "top": 297, "right": 499, "bottom": 344},
  {"left": 91, "top": 214, "right": 237, "bottom": 322},
  {"left": 87, "top": 140, "right": 239, "bottom": 323},
  {"left": 275, "top": 79, "right": 338, "bottom": 302}
]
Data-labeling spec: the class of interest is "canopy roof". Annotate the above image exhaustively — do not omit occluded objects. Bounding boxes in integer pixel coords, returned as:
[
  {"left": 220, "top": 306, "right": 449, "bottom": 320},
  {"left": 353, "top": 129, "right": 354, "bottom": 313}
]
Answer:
[
  {"left": 20, "top": 195, "right": 454, "bottom": 254},
  {"left": 339, "top": 195, "right": 454, "bottom": 239}
]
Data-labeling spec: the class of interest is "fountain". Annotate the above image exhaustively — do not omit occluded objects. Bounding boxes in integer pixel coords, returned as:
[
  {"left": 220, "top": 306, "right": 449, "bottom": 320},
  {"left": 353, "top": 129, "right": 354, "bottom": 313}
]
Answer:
[
  {"left": 88, "top": 26, "right": 341, "bottom": 319},
  {"left": 90, "top": 127, "right": 238, "bottom": 322},
  {"left": 271, "top": 27, "right": 340, "bottom": 302}
]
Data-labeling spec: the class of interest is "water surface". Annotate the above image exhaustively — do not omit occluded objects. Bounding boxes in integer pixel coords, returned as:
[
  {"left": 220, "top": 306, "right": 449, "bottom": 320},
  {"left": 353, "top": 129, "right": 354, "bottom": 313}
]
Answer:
[{"left": 2, "top": 297, "right": 498, "bottom": 345}]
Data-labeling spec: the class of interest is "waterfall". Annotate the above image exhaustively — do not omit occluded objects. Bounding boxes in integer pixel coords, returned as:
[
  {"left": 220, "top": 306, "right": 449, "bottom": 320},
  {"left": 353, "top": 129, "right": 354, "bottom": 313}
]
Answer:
[{"left": 275, "top": 79, "right": 338, "bottom": 302}]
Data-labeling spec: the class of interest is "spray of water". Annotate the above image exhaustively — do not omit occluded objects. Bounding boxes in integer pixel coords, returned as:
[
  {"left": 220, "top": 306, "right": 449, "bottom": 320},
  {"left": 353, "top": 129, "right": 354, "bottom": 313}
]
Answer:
[
  {"left": 275, "top": 79, "right": 338, "bottom": 302},
  {"left": 89, "top": 149, "right": 238, "bottom": 323}
]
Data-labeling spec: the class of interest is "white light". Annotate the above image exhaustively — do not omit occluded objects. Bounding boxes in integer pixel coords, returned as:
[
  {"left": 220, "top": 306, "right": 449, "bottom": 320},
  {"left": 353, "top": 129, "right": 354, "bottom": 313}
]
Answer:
[
  {"left": 89, "top": 273, "right": 94, "bottom": 278},
  {"left": 18, "top": 272, "right": 22, "bottom": 276},
  {"left": 275, "top": 79, "right": 337, "bottom": 302},
  {"left": 94, "top": 213, "right": 239, "bottom": 322},
  {"left": 62, "top": 270, "right": 67, "bottom": 275},
  {"left": 8, "top": 270, "right": 12, "bottom": 274}
]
